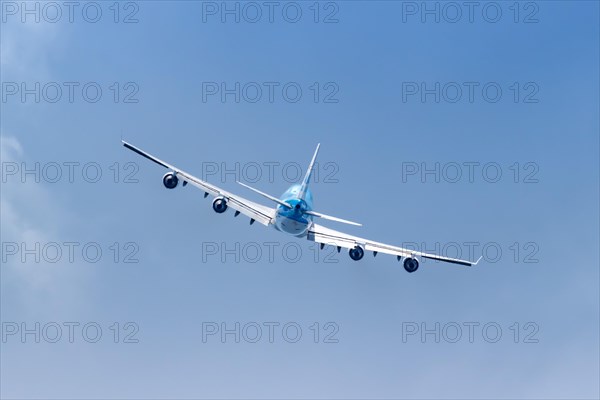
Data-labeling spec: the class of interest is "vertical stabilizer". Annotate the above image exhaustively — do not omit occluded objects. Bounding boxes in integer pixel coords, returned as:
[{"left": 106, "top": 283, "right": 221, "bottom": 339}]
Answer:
[{"left": 298, "top": 143, "right": 320, "bottom": 200}]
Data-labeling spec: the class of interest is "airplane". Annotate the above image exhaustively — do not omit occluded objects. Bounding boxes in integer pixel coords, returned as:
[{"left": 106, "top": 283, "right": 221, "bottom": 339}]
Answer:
[{"left": 122, "top": 140, "right": 482, "bottom": 272}]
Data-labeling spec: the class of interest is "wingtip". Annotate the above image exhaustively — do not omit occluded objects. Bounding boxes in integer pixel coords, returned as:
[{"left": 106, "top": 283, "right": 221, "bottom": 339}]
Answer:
[{"left": 473, "top": 255, "right": 483, "bottom": 266}]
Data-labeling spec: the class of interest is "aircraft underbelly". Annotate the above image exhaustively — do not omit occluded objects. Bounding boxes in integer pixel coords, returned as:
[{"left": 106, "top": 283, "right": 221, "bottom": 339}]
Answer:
[{"left": 275, "top": 215, "right": 309, "bottom": 237}]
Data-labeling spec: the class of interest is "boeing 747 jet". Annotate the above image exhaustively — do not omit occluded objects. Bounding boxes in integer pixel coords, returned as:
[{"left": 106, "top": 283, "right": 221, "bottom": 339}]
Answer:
[{"left": 123, "top": 141, "right": 481, "bottom": 272}]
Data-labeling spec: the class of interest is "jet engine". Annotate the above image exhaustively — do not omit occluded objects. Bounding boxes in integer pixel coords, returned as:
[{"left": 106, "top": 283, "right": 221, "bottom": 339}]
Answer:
[
  {"left": 349, "top": 245, "right": 365, "bottom": 261},
  {"left": 162, "top": 172, "right": 179, "bottom": 189},
  {"left": 403, "top": 257, "right": 419, "bottom": 273},
  {"left": 212, "top": 196, "right": 228, "bottom": 213}
]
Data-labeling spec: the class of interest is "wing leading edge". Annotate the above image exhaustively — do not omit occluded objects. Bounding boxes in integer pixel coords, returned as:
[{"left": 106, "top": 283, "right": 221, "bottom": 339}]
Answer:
[
  {"left": 307, "top": 223, "right": 482, "bottom": 266},
  {"left": 122, "top": 140, "right": 276, "bottom": 226}
]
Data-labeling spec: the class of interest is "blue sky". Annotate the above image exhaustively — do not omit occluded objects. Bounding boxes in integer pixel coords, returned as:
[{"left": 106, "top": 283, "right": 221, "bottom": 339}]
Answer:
[{"left": 1, "top": 1, "right": 599, "bottom": 399}]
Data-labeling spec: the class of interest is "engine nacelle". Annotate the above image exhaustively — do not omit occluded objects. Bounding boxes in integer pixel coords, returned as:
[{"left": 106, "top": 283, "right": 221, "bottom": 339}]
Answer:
[
  {"left": 162, "top": 172, "right": 179, "bottom": 189},
  {"left": 403, "top": 257, "right": 419, "bottom": 273},
  {"left": 212, "top": 196, "right": 228, "bottom": 213},
  {"left": 349, "top": 245, "right": 365, "bottom": 261}
]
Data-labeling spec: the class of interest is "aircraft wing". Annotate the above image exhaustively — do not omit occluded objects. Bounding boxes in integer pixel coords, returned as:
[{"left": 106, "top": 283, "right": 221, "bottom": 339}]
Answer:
[
  {"left": 123, "top": 141, "right": 276, "bottom": 226},
  {"left": 307, "top": 222, "right": 481, "bottom": 266}
]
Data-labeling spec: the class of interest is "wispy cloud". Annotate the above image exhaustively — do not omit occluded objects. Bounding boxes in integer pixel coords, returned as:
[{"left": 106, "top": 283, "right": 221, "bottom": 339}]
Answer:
[
  {"left": 1, "top": 136, "right": 92, "bottom": 317},
  {"left": 1, "top": 14, "right": 63, "bottom": 79}
]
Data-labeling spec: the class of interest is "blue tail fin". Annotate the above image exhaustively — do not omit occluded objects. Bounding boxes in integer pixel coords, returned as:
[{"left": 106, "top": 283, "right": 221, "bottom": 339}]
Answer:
[{"left": 298, "top": 144, "right": 320, "bottom": 200}]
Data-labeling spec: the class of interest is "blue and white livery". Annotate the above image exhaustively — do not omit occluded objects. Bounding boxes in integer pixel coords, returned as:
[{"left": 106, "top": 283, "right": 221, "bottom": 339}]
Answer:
[{"left": 123, "top": 141, "right": 481, "bottom": 272}]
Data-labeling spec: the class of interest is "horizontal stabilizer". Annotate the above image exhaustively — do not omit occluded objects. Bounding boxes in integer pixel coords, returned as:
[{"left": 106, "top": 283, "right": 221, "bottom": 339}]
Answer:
[
  {"left": 237, "top": 181, "right": 292, "bottom": 209},
  {"left": 305, "top": 210, "right": 362, "bottom": 227}
]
